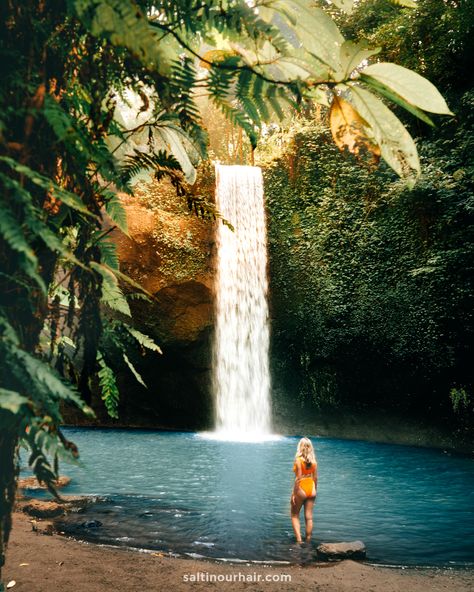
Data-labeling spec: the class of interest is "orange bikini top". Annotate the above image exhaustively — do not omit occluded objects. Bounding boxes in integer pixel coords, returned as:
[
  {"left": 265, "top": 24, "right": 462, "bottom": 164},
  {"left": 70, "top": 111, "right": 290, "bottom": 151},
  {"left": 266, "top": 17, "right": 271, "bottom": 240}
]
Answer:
[{"left": 293, "top": 456, "right": 317, "bottom": 476}]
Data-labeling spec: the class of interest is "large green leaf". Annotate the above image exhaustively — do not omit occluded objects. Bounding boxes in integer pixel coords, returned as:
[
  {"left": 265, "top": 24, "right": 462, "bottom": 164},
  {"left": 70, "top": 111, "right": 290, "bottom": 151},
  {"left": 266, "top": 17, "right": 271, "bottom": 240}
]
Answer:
[
  {"left": 154, "top": 123, "right": 199, "bottom": 185},
  {"left": 360, "top": 74, "right": 434, "bottom": 126},
  {"left": 346, "top": 84, "right": 420, "bottom": 179},
  {"left": 361, "top": 62, "right": 454, "bottom": 115},
  {"left": 336, "top": 41, "right": 381, "bottom": 81},
  {"left": 262, "top": 1, "right": 344, "bottom": 72}
]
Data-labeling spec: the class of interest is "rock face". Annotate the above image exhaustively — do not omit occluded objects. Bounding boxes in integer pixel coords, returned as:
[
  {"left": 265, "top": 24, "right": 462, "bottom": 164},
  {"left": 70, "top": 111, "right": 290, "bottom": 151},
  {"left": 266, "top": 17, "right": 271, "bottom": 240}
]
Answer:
[
  {"left": 316, "top": 540, "right": 366, "bottom": 561},
  {"left": 71, "top": 178, "right": 217, "bottom": 430}
]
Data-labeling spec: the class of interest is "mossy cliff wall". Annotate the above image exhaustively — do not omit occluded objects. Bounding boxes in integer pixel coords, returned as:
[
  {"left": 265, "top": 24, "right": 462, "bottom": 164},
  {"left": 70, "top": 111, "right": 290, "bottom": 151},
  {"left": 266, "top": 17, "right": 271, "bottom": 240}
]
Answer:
[{"left": 116, "top": 183, "right": 215, "bottom": 429}]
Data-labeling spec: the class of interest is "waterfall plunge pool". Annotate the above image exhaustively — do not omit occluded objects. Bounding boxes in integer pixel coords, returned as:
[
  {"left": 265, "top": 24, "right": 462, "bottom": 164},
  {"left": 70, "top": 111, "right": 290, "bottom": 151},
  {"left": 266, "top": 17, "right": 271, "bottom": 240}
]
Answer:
[{"left": 22, "top": 427, "right": 474, "bottom": 568}]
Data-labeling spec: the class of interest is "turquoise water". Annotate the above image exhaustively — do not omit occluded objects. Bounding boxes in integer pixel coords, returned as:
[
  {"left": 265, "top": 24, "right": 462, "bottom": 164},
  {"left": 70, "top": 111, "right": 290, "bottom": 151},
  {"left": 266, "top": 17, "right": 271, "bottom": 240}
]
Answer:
[{"left": 24, "top": 428, "right": 474, "bottom": 566}]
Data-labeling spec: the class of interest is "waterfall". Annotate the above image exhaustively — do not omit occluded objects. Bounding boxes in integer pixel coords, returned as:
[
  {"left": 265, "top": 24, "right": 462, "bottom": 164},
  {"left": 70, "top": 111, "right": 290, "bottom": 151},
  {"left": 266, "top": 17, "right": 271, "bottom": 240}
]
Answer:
[{"left": 212, "top": 164, "right": 272, "bottom": 440}]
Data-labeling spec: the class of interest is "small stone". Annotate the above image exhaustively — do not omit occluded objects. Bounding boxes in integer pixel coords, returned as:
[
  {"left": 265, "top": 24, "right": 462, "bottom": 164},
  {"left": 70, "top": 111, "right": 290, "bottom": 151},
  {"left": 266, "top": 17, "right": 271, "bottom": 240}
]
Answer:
[
  {"left": 316, "top": 540, "right": 366, "bottom": 561},
  {"left": 81, "top": 519, "right": 103, "bottom": 528},
  {"left": 31, "top": 520, "right": 55, "bottom": 535},
  {"left": 21, "top": 500, "right": 65, "bottom": 518}
]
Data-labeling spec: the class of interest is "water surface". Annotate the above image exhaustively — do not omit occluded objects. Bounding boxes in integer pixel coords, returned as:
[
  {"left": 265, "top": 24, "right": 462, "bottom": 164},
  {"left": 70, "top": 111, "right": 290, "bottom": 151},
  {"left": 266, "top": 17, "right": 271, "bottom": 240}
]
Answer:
[{"left": 27, "top": 428, "right": 474, "bottom": 567}]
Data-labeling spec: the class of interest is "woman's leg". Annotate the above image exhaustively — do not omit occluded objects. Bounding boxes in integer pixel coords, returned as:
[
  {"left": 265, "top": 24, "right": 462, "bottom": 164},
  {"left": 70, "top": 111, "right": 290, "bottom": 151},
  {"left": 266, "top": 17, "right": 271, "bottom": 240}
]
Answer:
[
  {"left": 290, "top": 490, "right": 306, "bottom": 543},
  {"left": 303, "top": 497, "right": 315, "bottom": 542}
]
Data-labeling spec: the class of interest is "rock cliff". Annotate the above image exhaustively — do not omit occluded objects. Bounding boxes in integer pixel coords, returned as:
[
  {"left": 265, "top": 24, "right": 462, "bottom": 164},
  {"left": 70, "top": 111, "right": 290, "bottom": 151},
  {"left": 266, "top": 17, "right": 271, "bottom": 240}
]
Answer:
[
  {"left": 114, "top": 181, "right": 216, "bottom": 429},
  {"left": 64, "top": 177, "right": 217, "bottom": 430}
]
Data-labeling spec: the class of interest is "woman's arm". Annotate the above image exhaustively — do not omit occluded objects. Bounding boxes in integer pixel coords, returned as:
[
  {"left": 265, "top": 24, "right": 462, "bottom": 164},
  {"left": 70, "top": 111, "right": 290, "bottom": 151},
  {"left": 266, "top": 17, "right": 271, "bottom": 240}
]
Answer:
[{"left": 313, "top": 465, "right": 318, "bottom": 495}]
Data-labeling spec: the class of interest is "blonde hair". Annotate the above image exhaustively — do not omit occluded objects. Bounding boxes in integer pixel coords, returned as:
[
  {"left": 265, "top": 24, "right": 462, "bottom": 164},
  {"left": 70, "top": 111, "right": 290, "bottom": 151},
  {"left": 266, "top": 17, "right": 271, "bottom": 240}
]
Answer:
[{"left": 295, "top": 437, "right": 316, "bottom": 465}]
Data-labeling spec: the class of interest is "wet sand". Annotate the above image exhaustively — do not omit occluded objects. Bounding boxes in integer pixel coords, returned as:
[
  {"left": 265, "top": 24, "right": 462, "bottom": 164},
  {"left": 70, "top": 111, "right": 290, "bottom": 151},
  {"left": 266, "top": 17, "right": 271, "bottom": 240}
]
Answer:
[{"left": 4, "top": 512, "right": 473, "bottom": 592}]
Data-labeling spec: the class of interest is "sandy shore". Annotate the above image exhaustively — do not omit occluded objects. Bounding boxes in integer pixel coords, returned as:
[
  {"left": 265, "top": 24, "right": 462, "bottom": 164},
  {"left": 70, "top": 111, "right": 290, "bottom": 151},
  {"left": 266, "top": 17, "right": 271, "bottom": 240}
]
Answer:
[{"left": 4, "top": 512, "right": 473, "bottom": 592}]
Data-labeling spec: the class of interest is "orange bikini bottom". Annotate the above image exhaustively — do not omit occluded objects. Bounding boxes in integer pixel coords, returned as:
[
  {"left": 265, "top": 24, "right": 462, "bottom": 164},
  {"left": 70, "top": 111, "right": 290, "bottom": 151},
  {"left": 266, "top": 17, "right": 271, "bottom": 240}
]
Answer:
[{"left": 297, "top": 477, "right": 315, "bottom": 497}]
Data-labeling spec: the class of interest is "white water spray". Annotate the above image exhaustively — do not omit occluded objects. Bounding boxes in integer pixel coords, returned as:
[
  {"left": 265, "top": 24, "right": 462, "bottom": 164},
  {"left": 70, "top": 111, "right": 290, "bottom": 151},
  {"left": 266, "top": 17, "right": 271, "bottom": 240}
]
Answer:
[{"left": 211, "top": 164, "right": 273, "bottom": 441}]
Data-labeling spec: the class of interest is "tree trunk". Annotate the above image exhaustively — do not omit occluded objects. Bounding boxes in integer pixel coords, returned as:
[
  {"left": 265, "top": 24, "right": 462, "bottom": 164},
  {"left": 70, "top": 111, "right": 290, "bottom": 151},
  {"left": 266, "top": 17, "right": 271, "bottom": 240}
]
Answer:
[{"left": 0, "top": 427, "right": 19, "bottom": 587}]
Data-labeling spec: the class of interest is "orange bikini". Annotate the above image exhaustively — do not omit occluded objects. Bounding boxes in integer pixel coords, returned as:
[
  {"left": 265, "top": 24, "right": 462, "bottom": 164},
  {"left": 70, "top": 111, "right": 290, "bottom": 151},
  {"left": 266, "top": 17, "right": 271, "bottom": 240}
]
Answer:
[{"left": 293, "top": 456, "right": 317, "bottom": 497}]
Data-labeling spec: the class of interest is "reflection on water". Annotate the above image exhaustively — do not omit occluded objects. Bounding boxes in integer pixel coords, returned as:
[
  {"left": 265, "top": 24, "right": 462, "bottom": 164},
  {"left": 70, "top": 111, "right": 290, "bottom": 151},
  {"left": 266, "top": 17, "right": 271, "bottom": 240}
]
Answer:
[{"left": 24, "top": 428, "right": 474, "bottom": 566}]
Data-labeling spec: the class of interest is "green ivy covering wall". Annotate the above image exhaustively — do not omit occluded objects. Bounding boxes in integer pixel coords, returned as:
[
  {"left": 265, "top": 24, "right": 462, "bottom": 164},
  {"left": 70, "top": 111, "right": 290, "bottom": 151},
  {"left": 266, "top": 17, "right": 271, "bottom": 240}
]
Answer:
[{"left": 264, "top": 107, "right": 473, "bottom": 436}]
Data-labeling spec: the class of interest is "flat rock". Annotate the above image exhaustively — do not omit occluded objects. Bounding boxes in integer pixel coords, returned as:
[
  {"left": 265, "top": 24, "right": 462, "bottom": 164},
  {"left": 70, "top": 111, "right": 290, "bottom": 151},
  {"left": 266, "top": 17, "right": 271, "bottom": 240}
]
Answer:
[
  {"left": 18, "top": 476, "right": 71, "bottom": 490},
  {"left": 316, "top": 540, "right": 366, "bottom": 561},
  {"left": 20, "top": 500, "right": 65, "bottom": 519},
  {"left": 58, "top": 495, "right": 109, "bottom": 512}
]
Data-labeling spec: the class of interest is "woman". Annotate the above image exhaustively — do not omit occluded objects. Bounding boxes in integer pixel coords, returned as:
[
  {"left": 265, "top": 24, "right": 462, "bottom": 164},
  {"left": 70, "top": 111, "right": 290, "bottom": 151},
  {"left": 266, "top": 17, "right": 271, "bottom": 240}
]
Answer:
[{"left": 290, "top": 437, "right": 318, "bottom": 543}]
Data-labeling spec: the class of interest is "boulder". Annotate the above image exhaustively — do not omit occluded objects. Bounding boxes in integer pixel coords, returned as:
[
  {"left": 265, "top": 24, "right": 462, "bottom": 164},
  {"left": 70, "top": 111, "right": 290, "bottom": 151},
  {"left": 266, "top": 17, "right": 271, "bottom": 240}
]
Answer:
[
  {"left": 18, "top": 476, "right": 71, "bottom": 490},
  {"left": 21, "top": 500, "right": 65, "bottom": 519},
  {"left": 316, "top": 540, "right": 366, "bottom": 561}
]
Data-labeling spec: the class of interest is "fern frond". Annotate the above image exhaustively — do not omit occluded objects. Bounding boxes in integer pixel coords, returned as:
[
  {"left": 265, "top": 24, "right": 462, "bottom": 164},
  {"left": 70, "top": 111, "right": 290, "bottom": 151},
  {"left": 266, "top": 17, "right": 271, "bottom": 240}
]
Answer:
[
  {"left": 0, "top": 206, "right": 38, "bottom": 267},
  {"left": 121, "top": 149, "right": 187, "bottom": 195},
  {"left": 100, "top": 263, "right": 155, "bottom": 299},
  {"left": 104, "top": 193, "right": 129, "bottom": 235},
  {"left": 96, "top": 351, "right": 120, "bottom": 418},
  {"left": 90, "top": 262, "right": 131, "bottom": 316},
  {"left": 169, "top": 57, "right": 209, "bottom": 155},
  {"left": 122, "top": 352, "right": 147, "bottom": 388},
  {"left": 0, "top": 205, "right": 48, "bottom": 290},
  {"left": 126, "top": 327, "right": 162, "bottom": 354},
  {"left": 214, "top": 99, "right": 258, "bottom": 149},
  {"left": 0, "top": 315, "right": 92, "bottom": 421},
  {"left": 96, "top": 236, "right": 120, "bottom": 270},
  {"left": 185, "top": 194, "right": 235, "bottom": 230},
  {"left": 0, "top": 156, "right": 97, "bottom": 218}
]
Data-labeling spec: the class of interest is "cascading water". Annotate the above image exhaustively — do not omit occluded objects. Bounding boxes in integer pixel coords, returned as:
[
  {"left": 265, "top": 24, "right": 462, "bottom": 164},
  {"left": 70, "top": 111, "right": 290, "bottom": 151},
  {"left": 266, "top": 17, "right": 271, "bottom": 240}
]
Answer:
[{"left": 212, "top": 164, "right": 272, "bottom": 440}]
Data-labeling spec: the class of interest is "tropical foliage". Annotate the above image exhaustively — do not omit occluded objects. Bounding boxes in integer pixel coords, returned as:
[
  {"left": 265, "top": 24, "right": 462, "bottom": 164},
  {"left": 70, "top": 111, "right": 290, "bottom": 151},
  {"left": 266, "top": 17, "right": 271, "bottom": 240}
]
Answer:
[
  {"left": 264, "top": 0, "right": 473, "bottom": 442},
  {"left": 0, "top": 0, "right": 453, "bottom": 585}
]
